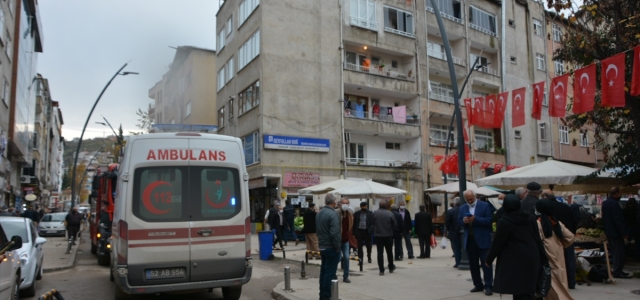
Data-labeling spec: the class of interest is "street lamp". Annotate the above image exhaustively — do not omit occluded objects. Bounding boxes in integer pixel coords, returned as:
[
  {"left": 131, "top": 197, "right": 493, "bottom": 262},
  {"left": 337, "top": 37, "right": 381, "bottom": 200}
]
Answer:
[
  {"left": 95, "top": 115, "right": 123, "bottom": 147},
  {"left": 70, "top": 63, "right": 137, "bottom": 209}
]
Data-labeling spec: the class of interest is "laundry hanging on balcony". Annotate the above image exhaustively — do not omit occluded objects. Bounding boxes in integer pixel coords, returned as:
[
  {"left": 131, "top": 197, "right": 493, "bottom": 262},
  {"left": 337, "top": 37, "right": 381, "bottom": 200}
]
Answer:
[{"left": 392, "top": 105, "right": 406, "bottom": 124}]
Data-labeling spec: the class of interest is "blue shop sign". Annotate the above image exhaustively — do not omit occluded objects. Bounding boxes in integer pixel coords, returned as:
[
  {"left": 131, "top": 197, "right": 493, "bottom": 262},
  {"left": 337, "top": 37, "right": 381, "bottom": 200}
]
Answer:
[{"left": 263, "top": 135, "right": 330, "bottom": 152}]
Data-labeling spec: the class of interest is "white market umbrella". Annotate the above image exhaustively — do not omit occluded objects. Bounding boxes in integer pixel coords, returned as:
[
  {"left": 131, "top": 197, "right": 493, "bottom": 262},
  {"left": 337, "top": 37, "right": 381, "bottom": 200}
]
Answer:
[
  {"left": 424, "top": 181, "right": 477, "bottom": 193},
  {"left": 298, "top": 179, "right": 357, "bottom": 195},
  {"left": 473, "top": 186, "right": 502, "bottom": 198},
  {"left": 333, "top": 180, "right": 407, "bottom": 198}
]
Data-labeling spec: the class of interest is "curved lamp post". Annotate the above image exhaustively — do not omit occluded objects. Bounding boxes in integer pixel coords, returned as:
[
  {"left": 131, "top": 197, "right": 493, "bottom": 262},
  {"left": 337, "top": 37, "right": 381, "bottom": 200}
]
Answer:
[{"left": 70, "top": 63, "right": 137, "bottom": 209}]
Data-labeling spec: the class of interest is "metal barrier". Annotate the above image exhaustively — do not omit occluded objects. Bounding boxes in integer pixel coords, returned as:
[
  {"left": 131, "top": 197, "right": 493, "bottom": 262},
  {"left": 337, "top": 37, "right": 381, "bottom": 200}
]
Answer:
[
  {"left": 284, "top": 266, "right": 291, "bottom": 291},
  {"left": 304, "top": 250, "right": 320, "bottom": 264},
  {"left": 273, "top": 247, "right": 286, "bottom": 259},
  {"left": 38, "top": 289, "right": 65, "bottom": 300},
  {"left": 306, "top": 250, "right": 363, "bottom": 271},
  {"left": 300, "top": 260, "right": 307, "bottom": 280},
  {"left": 330, "top": 279, "right": 339, "bottom": 300}
]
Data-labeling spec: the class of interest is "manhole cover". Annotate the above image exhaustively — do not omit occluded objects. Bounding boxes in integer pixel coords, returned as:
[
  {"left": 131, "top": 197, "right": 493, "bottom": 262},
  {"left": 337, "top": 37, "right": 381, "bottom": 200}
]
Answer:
[{"left": 631, "top": 289, "right": 640, "bottom": 295}]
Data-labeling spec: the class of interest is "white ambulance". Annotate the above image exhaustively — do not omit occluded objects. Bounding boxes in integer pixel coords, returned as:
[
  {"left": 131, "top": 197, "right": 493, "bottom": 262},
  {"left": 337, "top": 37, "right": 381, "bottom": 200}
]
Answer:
[{"left": 111, "top": 127, "right": 252, "bottom": 300}]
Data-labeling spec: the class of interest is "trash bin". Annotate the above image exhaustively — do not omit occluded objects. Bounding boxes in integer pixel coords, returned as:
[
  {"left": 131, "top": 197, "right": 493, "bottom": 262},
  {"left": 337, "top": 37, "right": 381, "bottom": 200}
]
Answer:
[{"left": 258, "top": 231, "right": 274, "bottom": 260}]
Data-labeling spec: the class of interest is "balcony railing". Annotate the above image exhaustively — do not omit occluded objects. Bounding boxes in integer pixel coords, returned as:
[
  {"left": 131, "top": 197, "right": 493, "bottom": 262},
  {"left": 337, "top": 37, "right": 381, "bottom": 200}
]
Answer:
[
  {"left": 427, "top": 50, "right": 466, "bottom": 66},
  {"left": 429, "top": 89, "right": 454, "bottom": 104},
  {"left": 350, "top": 16, "right": 378, "bottom": 31},
  {"left": 343, "top": 62, "right": 415, "bottom": 81},
  {"left": 384, "top": 26, "right": 415, "bottom": 38},
  {"left": 426, "top": 7, "right": 464, "bottom": 24},
  {"left": 346, "top": 158, "right": 421, "bottom": 168},
  {"left": 476, "top": 65, "right": 499, "bottom": 77},
  {"left": 344, "top": 109, "right": 420, "bottom": 125},
  {"left": 470, "top": 23, "right": 498, "bottom": 37}
]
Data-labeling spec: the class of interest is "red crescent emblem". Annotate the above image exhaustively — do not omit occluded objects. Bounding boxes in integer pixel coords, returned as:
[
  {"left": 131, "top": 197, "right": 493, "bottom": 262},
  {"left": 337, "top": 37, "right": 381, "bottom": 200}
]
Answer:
[
  {"left": 205, "top": 187, "right": 232, "bottom": 209},
  {"left": 142, "top": 181, "right": 173, "bottom": 215}
]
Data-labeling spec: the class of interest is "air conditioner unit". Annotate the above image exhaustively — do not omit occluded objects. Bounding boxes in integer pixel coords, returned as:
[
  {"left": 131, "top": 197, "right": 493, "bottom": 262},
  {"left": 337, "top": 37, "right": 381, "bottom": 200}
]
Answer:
[
  {"left": 20, "top": 176, "right": 31, "bottom": 184},
  {"left": 344, "top": 132, "right": 351, "bottom": 143}
]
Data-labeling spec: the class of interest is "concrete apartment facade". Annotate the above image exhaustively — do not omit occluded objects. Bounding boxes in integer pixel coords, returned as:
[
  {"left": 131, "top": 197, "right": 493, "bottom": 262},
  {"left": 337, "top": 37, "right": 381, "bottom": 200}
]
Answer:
[{"left": 149, "top": 46, "right": 217, "bottom": 126}]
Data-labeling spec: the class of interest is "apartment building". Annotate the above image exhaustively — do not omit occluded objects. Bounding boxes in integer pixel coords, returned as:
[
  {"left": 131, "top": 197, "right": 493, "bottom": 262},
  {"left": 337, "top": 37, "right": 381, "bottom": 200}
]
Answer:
[
  {"left": 0, "top": 0, "right": 18, "bottom": 206},
  {"left": 149, "top": 46, "right": 217, "bottom": 126}
]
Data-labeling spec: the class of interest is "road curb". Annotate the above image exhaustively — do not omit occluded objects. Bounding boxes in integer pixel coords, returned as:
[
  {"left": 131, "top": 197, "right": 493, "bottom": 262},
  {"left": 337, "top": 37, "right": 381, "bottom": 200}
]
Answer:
[
  {"left": 271, "top": 282, "right": 307, "bottom": 300},
  {"left": 43, "top": 237, "right": 81, "bottom": 273}
]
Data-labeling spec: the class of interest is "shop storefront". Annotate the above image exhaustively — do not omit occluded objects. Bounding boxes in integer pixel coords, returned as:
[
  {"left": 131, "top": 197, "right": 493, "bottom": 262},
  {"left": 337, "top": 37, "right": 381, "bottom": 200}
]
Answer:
[{"left": 248, "top": 177, "right": 280, "bottom": 228}]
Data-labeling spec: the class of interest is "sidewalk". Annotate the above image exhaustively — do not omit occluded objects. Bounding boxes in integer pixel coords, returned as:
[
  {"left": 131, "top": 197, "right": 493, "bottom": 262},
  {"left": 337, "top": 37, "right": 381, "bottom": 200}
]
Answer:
[
  {"left": 251, "top": 235, "right": 640, "bottom": 300},
  {"left": 41, "top": 231, "right": 83, "bottom": 273}
]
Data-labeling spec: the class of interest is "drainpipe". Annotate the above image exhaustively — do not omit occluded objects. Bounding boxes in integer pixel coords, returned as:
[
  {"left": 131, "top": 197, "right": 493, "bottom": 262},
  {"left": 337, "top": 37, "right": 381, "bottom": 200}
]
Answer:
[
  {"left": 501, "top": 0, "right": 510, "bottom": 166},
  {"left": 339, "top": 0, "right": 348, "bottom": 178},
  {"left": 541, "top": 8, "right": 556, "bottom": 161},
  {"left": 424, "top": 4, "right": 432, "bottom": 189}
]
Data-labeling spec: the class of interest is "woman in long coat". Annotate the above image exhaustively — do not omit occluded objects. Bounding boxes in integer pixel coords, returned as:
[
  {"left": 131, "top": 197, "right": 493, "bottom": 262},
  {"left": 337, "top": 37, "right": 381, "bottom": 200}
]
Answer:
[
  {"left": 536, "top": 200, "right": 575, "bottom": 300},
  {"left": 486, "top": 195, "right": 548, "bottom": 300}
]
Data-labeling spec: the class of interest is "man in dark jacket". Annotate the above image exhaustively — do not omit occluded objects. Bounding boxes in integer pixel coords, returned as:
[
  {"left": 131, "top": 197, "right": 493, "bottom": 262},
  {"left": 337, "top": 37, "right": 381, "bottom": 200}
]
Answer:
[
  {"left": 390, "top": 204, "right": 405, "bottom": 260},
  {"left": 316, "top": 194, "right": 341, "bottom": 300},
  {"left": 352, "top": 202, "right": 373, "bottom": 263},
  {"left": 602, "top": 187, "right": 632, "bottom": 278},
  {"left": 446, "top": 197, "right": 462, "bottom": 266},
  {"left": 414, "top": 204, "right": 433, "bottom": 259},
  {"left": 542, "top": 189, "right": 578, "bottom": 288},
  {"left": 398, "top": 201, "right": 414, "bottom": 259},
  {"left": 282, "top": 199, "right": 298, "bottom": 246},
  {"left": 65, "top": 207, "right": 82, "bottom": 245},
  {"left": 268, "top": 202, "right": 285, "bottom": 249},
  {"left": 521, "top": 182, "right": 541, "bottom": 215},
  {"left": 372, "top": 199, "right": 397, "bottom": 275},
  {"left": 303, "top": 203, "right": 319, "bottom": 259}
]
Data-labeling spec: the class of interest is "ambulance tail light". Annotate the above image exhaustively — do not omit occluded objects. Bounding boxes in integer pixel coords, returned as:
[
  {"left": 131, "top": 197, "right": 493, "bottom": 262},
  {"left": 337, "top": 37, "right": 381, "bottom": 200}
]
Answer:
[
  {"left": 117, "top": 220, "right": 128, "bottom": 265},
  {"left": 245, "top": 216, "right": 251, "bottom": 258}
]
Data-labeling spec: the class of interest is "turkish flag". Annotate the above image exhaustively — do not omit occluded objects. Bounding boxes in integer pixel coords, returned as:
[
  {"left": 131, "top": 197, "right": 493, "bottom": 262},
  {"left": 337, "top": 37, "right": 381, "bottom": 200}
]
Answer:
[
  {"left": 532, "top": 81, "right": 545, "bottom": 120},
  {"left": 494, "top": 92, "right": 508, "bottom": 128},
  {"left": 506, "top": 165, "right": 518, "bottom": 171},
  {"left": 573, "top": 64, "right": 596, "bottom": 114},
  {"left": 440, "top": 153, "right": 459, "bottom": 175},
  {"left": 434, "top": 155, "right": 445, "bottom": 163},
  {"left": 463, "top": 120, "right": 470, "bottom": 143},
  {"left": 480, "top": 162, "right": 491, "bottom": 169},
  {"left": 632, "top": 46, "right": 640, "bottom": 96},
  {"left": 471, "top": 160, "right": 480, "bottom": 167},
  {"left": 464, "top": 144, "right": 470, "bottom": 161},
  {"left": 473, "top": 96, "right": 484, "bottom": 128},
  {"left": 482, "top": 94, "right": 497, "bottom": 128},
  {"left": 549, "top": 74, "right": 570, "bottom": 117},
  {"left": 601, "top": 53, "right": 626, "bottom": 107},
  {"left": 494, "top": 164, "right": 504, "bottom": 172},
  {"left": 511, "top": 87, "right": 527, "bottom": 127},
  {"left": 464, "top": 98, "right": 474, "bottom": 125}
]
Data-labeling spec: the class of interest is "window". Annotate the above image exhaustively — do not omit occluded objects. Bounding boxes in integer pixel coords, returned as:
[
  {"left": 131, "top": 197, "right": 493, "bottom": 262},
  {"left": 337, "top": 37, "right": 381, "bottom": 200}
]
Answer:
[
  {"left": 2, "top": 77, "right": 9, "bottom": 107},
  {"left": 0, "top": 6, "right": 4, "bottom": 45},
  {"left": 426, "top": 0, "right": 463, "bottom": 22},
  {"left": 350, "top": 0, "right": 377, "bottom": 31},
  {"left": 536, "top": 53, "right": 545, "bottom": 71},
  {"left": 157, "top": 112, "right": 162, "bottom": 123},
  {"left": 533, "top": 19, "right": 543, "bottom": 36},
  {"left": 157, "top": 90, "right": 162, "bottom": 103},
  {"left": 218, "top": 107, "right": 225, "bottom": 128},
  {"left": 429, "top": 82, "right": 454, "bottom": 103},
  {"left": 217, "top": 29, "right": 225, "bottom": 52},
  {"left": 391, "top": 60, "right": 398, "bottom": 68},
  {"left": 510, "top": 56, "right": 517, "bottom": 64},
  {"left": 430, "top": 124, "right": 455, "bottom": 146},
  {"left": 542, "top": 91, "right": 548, "bottom": 106},
  {"left": 508, "top": 19, "right": 515, "bottom": 27},
  {"left": 539, "top": 123, "right": 547, "bottom": 141},
  {"left": 217, "top": 68, "right": 225, "bottom": 91},
  {"left": 580, "top": 130, "right": 589, "bottom": 147},
  {"left": 238, "top": 80, "right": 260, "bottom": 114},
  {"left": 238, "top": 29, "right": 260, "bottom": 70},
  {"left": 226, "top": 17, "right": 233, "bottom": 36},
  {"left": 554, "top": 60, "right": 564, "bottom": 75},
  {"left": 469, "top": 6, "right": 496, "bottom": 36},
  {"left": 228, "top": 98, "right": 234, "bottom": 119},
  {"left": 383, "top": 6, "right": 414, "bottom": 38},
  {"left": 239, "top": 0, "right": 259, "bottom": 26},
  {"left": 346, "top": 143, "right": 366, "bottom": 163},
  {"left": 475, "top": 130, "right": 493, "bottom": 151},
  {"left": 225, "top": 57, "right": 235, "bottom": 83},
  {"left": 427, "top": 42, "right": 445, "bottom": 60},
  {"left": 470, "top": 54, "right": 489, "bottom": 68},
  {"left": 445, "top": 173, "right": 459, "bottom": 180},
  {"left": 385, "top": 142, "right": 400, "bottom": 150},
  {"left": 185, "top": 102, "right": 191, "bottom": 117},
  {"left": 552, "top": 24, "right": 562, "bottom": 42},
  {"left": 242, "top": 131, "right": 260, "bottom": 165},
  {"left": 515, "top": 130, "right": 522, "bottom": 139},
  {"left": 559, "top": 125, "right": 569, "bottom": 144},
  {"left": 5, "top": 31, "right": 11, "bottom": 61}
]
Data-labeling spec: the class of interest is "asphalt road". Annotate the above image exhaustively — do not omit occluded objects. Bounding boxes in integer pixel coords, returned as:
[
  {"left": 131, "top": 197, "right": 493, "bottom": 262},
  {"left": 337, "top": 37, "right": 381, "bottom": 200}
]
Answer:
[{"left": 23, "top": 238, "right": 321, "bottom": 300}]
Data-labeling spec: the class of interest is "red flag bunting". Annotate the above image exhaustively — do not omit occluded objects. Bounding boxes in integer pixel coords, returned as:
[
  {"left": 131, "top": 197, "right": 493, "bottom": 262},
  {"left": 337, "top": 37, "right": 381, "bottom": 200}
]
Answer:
[
  {"left": 464, "top": 98, "right": 474, "bottom": 125},
  {"left": 549, "top": 74, "right": 570, "bottom": 117},
  {"left": 601, "top": 53, "right": 626, "bottom": 107},
  {"left": 471, "top": 160, "right": 480, "bottom": 166},
  {"left": 511, "top": 87, "right": 527, "bottom": 127},
  {"left": 532, "top": 81, "right": 545, "bottom": 120},
  {"left": 464, "top": 144, "right": 470, "bottom": 162},
  {"left": 494, "top": 92, "right": 508, "bottom": 128},
  {"left": 484, "top": 94, "right": 497, "bottom": 128},
  {"left": 480, "top": 162, "right": 491, "bottom": 169},
  {"left": 494, "top": 163, "right": 504, "bottom": 172},
  {"left": 463, "top": 120, "right": 470, "bottom": 143},
  {"left": 439, "top": 153, "right": 459, "bottom": 175},
  {"left": 506, "top": 165, "right": 518, "bottom": 171},
  {"left": 631, "top": 46, "right": 640, "bottom": 96},
  {"left": 434, "top": 155, "right": 445, "bottom": 163},
  {"left": 473, "top": 96, "right": 484, "bottom": 128},
  {"left": 573, "top": 64, "right": 596, "bottom": 114}
]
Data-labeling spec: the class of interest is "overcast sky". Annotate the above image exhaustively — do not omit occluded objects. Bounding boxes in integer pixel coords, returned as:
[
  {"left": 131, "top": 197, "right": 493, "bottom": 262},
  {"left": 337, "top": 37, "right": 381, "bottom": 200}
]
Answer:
[{"left": 38, "top": 0, "right": 219, "bottom": 140}]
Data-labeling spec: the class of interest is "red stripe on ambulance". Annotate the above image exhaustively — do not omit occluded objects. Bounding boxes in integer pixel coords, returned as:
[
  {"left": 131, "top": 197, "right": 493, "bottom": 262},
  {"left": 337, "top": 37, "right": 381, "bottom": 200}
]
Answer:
[{"left": 146, "top": 149, "right": 226, "bottom": 161}]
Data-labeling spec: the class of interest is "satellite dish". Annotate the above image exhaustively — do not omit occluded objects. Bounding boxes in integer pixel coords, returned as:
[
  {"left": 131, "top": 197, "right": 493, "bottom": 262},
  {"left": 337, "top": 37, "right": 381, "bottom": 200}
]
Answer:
[{"left": 25, "top": 194, "right": 37, "bottom": 201}]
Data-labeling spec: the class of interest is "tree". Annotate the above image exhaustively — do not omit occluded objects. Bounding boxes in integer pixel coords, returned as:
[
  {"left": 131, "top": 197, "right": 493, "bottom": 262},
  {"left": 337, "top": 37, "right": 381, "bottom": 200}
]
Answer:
[
  {"left": 548, "top": 0, "right": 640, "bottom": 184},
  {"left": 68, "top": 162, "right": 89, "bottom": 204},
  {"left": 130, "top": 105, "right": 154, "bottom": 135},
  {"left": 61, "top": 172, "right": 70, "bottom": 190}
]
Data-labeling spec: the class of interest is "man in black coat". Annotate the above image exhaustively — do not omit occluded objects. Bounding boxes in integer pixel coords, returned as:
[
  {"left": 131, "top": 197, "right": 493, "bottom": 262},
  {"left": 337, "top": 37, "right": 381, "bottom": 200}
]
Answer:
[
  {"left": 283, "top": 199, "right": 299, "bottom": 246},
  {"left": 390, "top": 204, "right": 405, "bottom": 260},
  {"left": 521, "top": 182, "right": 541, "bottom": 215},
  {"left": 398, "top": 201, "right": 414, "bottom": 259},
  {"left": 602, "top": 187, "right": 632, "bottom": 278},
  {"left": 268, "top": 202, "right": 285, "bottom": 249},
  {"left": 445, "top": 197, "right": 462, "bottom": 267},
  {"left": 65, "top": 208, "right": 82, "bottom": 245},
  {"left": 414, "top": 204, "right": 433, "bottom": 258},
  {"left": 352, "top": 202, "right": 373, "bottom": 263},
  {"left": 541, "top": 189, "right": 578, "bottom": 288},
  {"left": 302, "top": 203, "right": 319, "bottom": 259}
]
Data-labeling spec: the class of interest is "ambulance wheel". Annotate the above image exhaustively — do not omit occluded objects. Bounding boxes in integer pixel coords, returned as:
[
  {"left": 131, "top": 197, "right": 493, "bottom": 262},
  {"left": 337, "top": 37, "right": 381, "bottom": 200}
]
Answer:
[
  {"left": 222, "top": 286, "right": 242, "bottom": 300},
  {"left": 98, "top": 253, "right": 110, "bottom": 266}
]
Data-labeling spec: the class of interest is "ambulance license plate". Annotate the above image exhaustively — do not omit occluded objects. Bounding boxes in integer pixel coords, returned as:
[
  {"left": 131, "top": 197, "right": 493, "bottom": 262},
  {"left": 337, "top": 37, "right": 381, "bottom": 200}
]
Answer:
[{"left": 145, "top": 268, "right": 186, "bottom": 279}]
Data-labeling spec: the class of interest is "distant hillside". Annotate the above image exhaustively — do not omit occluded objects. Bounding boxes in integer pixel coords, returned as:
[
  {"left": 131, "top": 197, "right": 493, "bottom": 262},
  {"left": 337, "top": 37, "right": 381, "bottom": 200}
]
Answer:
[{"left": 63, "top": 136, "right": 119, "bottom": 167}]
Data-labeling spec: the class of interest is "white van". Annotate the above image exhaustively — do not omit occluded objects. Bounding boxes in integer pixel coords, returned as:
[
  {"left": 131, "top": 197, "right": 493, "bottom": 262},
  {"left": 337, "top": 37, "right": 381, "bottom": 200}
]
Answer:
[{"left": 111, "top": 131, "right": 252, "bottom": 300}]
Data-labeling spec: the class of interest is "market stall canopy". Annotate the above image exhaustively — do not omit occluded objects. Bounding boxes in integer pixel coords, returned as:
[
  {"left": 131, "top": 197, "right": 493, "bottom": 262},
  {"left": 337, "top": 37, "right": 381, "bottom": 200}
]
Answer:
[
  {"left": 333, "top": 180, "right": 407, "bottom": 198},
  {"left": 298, "top": 179, "right": 357, "bottom": 195},
  {"left": 424, "top": 181, "right": 477, "bottom": 194}
]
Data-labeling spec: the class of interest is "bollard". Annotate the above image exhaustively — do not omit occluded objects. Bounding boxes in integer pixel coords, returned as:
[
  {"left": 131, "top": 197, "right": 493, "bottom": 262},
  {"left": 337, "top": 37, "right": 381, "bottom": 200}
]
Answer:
[
  {"left": 330, "top": 279, "right": 339, "bottom": 300},
  {"left": 282, "top": 247, "right": 286, "bottom": 259},
  {"left": 284, "top": 266, "right": 291, "bottom": 291},
  {"left": 300, "top": 260, "right": 307, "bottom": 279},
  {"left": 305, "top": 251, "right": 308, "bottom": 264}
]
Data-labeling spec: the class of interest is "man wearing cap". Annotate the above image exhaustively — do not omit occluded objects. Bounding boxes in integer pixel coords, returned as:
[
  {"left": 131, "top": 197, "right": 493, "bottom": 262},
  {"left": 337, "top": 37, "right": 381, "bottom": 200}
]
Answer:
[
  {"left": 303, "top": 203, "right": 320, "bottom": 259},
  {"left": 521, "top": 182, "right": 542, "bottom": 215},
  {"left": 353, "top": 201, "right": 373, "bottom": 263}
]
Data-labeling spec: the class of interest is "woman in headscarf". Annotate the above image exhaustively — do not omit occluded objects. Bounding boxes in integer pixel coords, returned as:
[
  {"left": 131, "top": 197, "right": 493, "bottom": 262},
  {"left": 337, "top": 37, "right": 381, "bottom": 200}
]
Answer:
[
  {"left": 486, "top": 195, "right": 548, "bottom": 300},
  {"left": 536, "top": 200, "right": 575, "bottom": 300}
]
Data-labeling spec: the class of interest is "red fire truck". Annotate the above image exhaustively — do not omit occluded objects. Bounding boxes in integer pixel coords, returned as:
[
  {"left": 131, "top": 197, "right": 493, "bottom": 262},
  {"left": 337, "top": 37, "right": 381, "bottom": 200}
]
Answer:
[{"left": 89, "top": 163, "right": 118, "bottom": 266}]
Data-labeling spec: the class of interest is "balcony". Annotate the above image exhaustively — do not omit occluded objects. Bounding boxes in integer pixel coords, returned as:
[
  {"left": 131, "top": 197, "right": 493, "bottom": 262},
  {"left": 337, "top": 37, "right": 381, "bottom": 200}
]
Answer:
[
  {"left": 429, "top": 90, "right": 454, "bottom": 104},
  {"left": 470, "top": 23, "right": 497, "bottom": 37},
  {"left": 476, "top": 65, "right": 499, "bottom": 77},
  {"left": 350, "top": 16, "right": 378, "bottom": 32},
  {"left": 344, "top": 109, "right": 420, "bottom": 125},
  {"left": 346, "top": 158, "right": 421, "bottom": 169},
  {"left": 426, "top": 7, "right": 464, "bottom": 24},
  {"left": 344, "top": 62, "right": 415, "bottom": 81},
  {"left": 344, "top": 111, "right": 420, "bottom": 137},
  {"left": 427, "top": 49, "right": 466, "bottom": 67},
  {"left": 383, "top": 26, "right": 415, "bottom": 38}
]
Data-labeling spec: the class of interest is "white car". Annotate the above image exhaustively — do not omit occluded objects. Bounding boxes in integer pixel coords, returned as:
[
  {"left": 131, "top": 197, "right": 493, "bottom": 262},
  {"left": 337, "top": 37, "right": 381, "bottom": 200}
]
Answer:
[
  {"left": 38, "top": 213, "right": 67, "bottom": 236},
  {"left": 0, "top": 217, "right": 46, "bottom": 297},
  {"left": 0, "top": 221, "right": 23, "bottom": 300}
]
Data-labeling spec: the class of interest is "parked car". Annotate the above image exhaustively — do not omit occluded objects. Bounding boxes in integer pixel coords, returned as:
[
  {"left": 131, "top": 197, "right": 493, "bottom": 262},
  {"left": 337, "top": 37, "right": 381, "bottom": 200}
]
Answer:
[
  {"left": 0, "top": 217, "right": 46, "bottom": 297},
  {"left": 38, "top": 213, "right": 67, "bottom": 236},
  {"left": 0, "top": 222, "right": 23, "bottom": 300}
]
